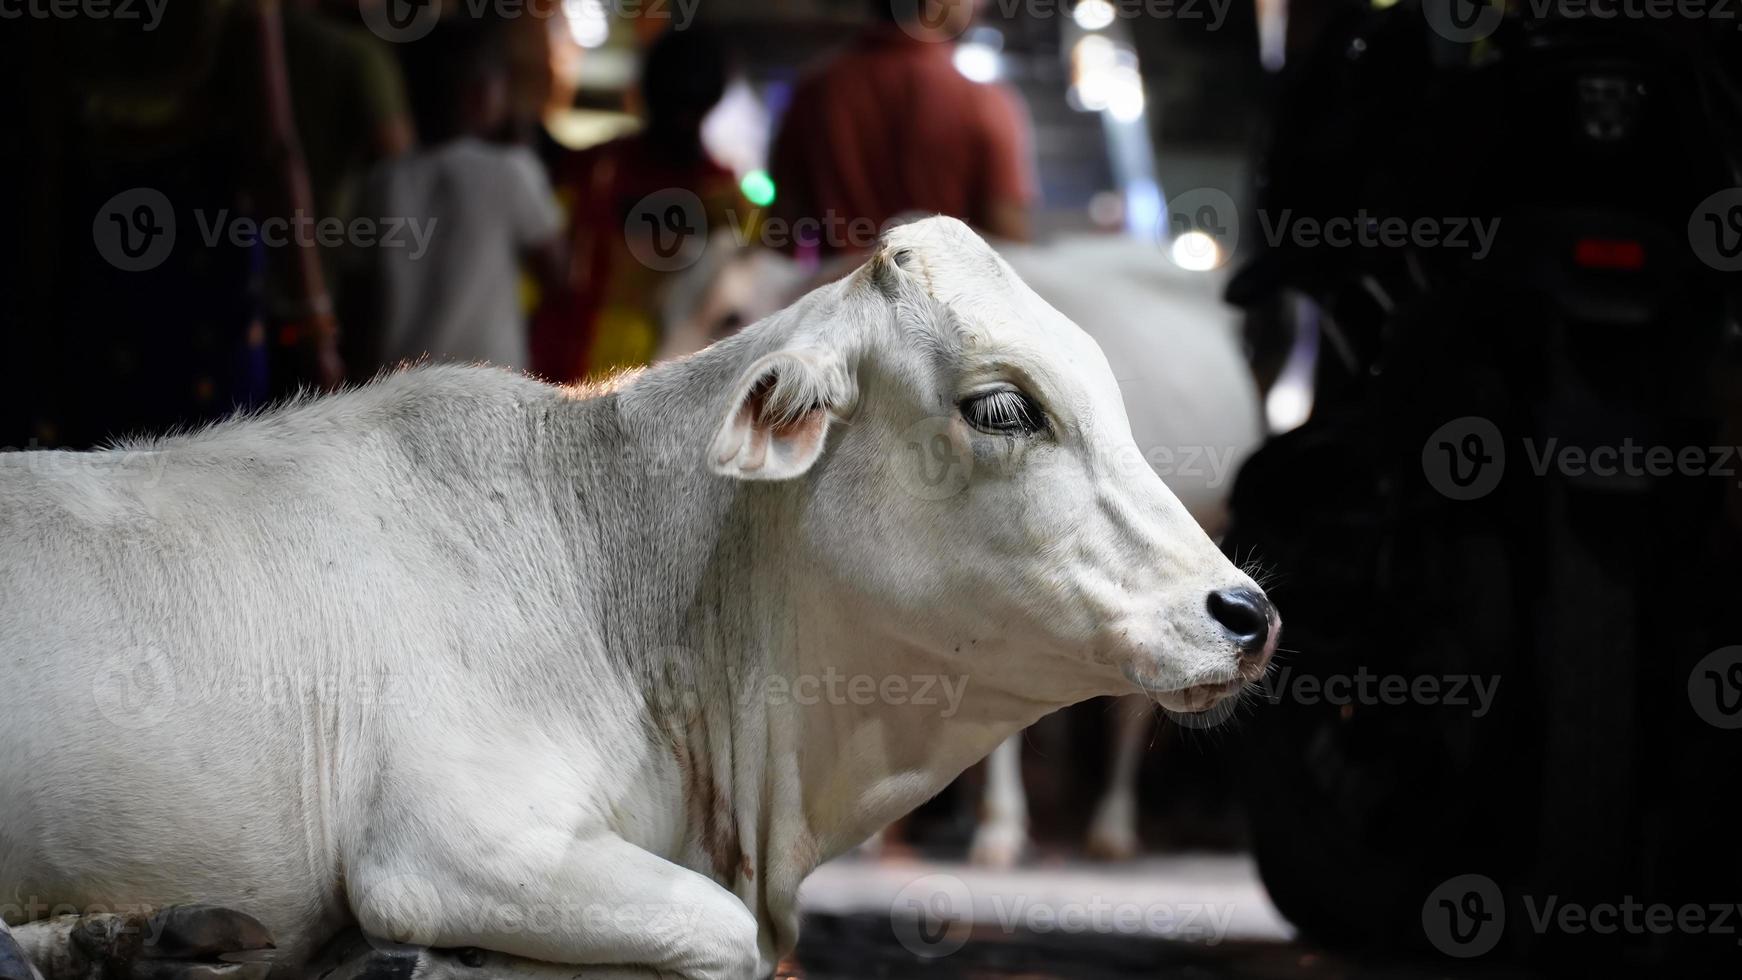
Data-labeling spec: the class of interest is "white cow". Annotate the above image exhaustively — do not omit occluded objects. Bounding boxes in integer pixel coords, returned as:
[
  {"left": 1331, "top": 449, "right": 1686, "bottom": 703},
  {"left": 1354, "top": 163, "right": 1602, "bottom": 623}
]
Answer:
[
  {"left": 660, "top": 230, "right": 1267, "bottom": 866},
  {"left": 0, "top": 218, "right": 1276, "bottom": 980}
]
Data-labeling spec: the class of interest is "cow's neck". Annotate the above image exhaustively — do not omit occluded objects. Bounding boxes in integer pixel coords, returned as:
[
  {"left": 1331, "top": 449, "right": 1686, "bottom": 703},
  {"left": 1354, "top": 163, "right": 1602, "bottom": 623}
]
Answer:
[
  {"left": 586, "top": 376, "right": 1086, "bottom": 844},
  {"left": 649, "top": 510, "right": 1092, "bottom": 952},
  {"left": 562, "top": 352, "right": 1103, "bottom": 950},
  {"left": 788, "top": 583, "right": 1122, "bottom": 850}
]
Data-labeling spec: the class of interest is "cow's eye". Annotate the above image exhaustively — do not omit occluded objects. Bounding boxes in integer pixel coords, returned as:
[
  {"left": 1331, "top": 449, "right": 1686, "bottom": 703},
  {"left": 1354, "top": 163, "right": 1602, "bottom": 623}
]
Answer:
[{"left": 961, "top": 388, "right": 1046, "bottom": 435}]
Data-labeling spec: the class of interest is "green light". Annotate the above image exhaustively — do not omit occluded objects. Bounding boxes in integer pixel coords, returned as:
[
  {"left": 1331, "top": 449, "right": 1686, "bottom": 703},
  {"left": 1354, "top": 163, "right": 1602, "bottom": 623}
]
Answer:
[{"left": 741, "top": 169, "right": 776, "bottom": 208}]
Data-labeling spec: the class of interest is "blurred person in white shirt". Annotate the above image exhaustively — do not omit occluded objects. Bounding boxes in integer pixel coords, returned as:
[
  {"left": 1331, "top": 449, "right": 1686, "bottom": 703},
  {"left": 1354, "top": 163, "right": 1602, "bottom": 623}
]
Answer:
[{"left": 356, "top": 17, "right": 561, "bottom": 375}]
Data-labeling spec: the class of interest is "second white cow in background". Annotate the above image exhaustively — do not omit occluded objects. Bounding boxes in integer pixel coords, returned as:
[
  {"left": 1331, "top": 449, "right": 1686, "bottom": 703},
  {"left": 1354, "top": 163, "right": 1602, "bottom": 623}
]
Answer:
[{"left": 662, "top": 230, "right": 1266, "bottom": 867}]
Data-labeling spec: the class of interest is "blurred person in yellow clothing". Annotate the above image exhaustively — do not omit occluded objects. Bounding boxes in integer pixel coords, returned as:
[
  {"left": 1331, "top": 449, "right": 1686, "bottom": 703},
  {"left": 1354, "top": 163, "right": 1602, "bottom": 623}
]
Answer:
[{"left": 533, "top": 28, "right": 759, "bottom": 382}]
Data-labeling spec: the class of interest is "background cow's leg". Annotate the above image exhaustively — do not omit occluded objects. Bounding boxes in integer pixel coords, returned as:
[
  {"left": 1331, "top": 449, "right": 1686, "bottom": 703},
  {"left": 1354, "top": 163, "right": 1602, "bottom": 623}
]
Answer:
[
  {"left": 351, "top": 836, "right": 760, "bottom": 980},
  {"left": 0, "top": 921, "right": 45, "bottom": 980},
  {"left": 968, "top": 735, "right": 1028, "bottom": 868},
  {"left": 1085, "top": 694, "right": 1158, "bottom": 861}
]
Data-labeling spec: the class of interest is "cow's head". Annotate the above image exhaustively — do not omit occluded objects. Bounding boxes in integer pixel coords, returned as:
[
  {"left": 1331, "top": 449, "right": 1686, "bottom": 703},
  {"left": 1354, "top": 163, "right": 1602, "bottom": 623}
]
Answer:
[{"left": 704, "top": 217, "right": 1276, "bottom": 714}]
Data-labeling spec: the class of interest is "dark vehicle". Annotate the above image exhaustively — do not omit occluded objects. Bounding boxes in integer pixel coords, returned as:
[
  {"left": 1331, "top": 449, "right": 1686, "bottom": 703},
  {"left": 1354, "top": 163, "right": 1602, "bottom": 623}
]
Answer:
[{"left": 1224, "top": 7, "right": 1742, "bottom": 971}]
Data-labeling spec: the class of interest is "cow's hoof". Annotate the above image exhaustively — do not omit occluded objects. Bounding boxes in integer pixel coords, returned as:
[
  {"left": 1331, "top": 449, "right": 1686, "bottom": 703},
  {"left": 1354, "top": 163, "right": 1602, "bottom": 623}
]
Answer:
[
  {"left": 140, "top": 907, "right": 275, "bottom": 965},
  {"left": 1083, "top": 825, "right": 1141, "bottom": 862},
  {"left": 69, "top": 906, "right": 274, "bottom": 980},
  {"left": 0, "top": 928, "right": 42, "bottom": 980},
  {"left": 1084, "top": 793, "right": 1141, "bottom": 862},
  {"left": 967, "top": 820, "right": 1027, "bottom": 869}
]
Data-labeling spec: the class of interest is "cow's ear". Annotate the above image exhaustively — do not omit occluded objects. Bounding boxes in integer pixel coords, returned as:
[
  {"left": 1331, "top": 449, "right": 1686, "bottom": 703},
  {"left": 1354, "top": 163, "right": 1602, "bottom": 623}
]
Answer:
[{"left": 709, "top": 349, "right": 850, "bottom": 481}]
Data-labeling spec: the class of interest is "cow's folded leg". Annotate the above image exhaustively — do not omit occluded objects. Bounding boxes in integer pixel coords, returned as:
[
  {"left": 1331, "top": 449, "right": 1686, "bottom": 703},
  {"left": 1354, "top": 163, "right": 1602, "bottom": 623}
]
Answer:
[
  {"left": 352, "top": 836, "right": 761, "bottom": 980},
  {"left": 1, "top": 907, "right": 272, "bottom": 980},
  {"left": 1, "top": 921, "right": 45, "bottom": 980}
]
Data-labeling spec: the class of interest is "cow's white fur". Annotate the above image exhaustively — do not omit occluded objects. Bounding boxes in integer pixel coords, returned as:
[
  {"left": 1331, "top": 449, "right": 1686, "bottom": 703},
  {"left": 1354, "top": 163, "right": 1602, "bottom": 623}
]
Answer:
[
  {"left": 662, "top": 230, "right": 1266, "bottom": 868},
  {"left": 0, "top": 218, "right": 1266, "bottom": 979}
]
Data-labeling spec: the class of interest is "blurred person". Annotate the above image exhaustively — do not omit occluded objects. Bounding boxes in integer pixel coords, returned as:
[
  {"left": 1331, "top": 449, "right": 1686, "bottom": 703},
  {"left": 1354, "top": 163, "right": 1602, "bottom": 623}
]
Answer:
[
  {"left": 498, "top": 1, "right": 565, "bottom": 145},
  {"left": 284, "top": 0, "right": 414, "bottom": 226},
  {"left": 768, "top": 0, "right": 1036, "bottom": 258},
  {"left": 279, "top": 0, "right": 415, "bottom": 389},
  {"left": 530, "top": 27, "right": 759, "bottom": 382},
  {"left": 355, "top": 18, "right": 563, "bottom": 374}
]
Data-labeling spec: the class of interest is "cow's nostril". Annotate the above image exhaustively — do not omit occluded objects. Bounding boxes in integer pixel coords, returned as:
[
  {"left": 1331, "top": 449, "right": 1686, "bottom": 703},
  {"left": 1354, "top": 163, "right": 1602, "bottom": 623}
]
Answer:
[{"left": 1207, "top": 588, "right": 1273, "bottom": 654}]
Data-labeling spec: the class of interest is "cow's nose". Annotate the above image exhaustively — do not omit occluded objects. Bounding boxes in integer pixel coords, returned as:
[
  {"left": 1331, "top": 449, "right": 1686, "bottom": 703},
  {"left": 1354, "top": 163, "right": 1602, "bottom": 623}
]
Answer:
[{"left": 1207, "top": 588, "right": 1274, "bottom": 655}]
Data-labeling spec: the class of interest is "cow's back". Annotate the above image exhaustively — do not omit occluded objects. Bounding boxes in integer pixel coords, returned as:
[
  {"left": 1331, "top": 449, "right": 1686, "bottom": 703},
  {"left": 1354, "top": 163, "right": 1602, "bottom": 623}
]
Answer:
[{"left": 0, "top": 366, "right": 579, "bottom": 958}]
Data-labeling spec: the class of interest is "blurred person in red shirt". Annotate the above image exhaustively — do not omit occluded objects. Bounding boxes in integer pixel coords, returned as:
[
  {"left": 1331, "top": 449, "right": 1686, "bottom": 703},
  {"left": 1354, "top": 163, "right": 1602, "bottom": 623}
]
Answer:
[
  {"left": 532, "top": 28, "right": 758, "bottom": 382},
  {"left": 769, "top": 0, "right": 1036, "bottom": 258}
]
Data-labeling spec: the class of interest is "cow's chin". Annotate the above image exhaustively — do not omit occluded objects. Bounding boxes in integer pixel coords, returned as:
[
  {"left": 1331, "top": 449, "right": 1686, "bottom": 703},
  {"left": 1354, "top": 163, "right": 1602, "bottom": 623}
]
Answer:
[
  {"left": 1151, "top": 677, "right": 1245, "bottom": 714},
  {"left": 1114, "top": 657, "right": 1248, "bottom": 713}
]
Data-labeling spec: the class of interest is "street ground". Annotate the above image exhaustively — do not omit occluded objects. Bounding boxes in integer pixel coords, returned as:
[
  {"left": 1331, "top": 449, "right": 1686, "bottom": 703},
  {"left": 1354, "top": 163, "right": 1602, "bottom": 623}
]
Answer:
[{"left": 780, "top": 854, "right": 1539, "bottom": 979}]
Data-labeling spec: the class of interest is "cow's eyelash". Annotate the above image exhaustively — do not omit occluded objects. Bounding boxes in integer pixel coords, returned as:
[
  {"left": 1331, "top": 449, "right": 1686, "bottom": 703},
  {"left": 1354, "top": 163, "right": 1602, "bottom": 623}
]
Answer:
[{"left": 961, "top": 388, "right": 1046, "bottom": 436}]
